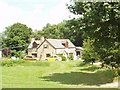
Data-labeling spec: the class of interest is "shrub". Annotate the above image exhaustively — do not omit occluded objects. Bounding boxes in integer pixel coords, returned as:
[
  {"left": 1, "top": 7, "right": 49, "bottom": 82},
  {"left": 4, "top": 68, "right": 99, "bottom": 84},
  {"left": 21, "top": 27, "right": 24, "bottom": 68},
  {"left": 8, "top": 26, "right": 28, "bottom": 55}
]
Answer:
[
  {"left": 10, "top": 50, "right": 26, "bottom": 59},
  {"left": 113, "top": 69, "right": 119, "bottom": 77},
  {"left": 1, "top": 59, "right": 26, "bottom": 67},
  {"left": 82, "top": 39, "right": 99, "bottom": 63},
  {"left": 61, "top": 56, "right": 67, "bottom": 61},
  {"left": 57, "top": 54, "right": 67, "bottom": 61},
  {"left": 69, "top": 54, "right": 74, "bottom": 60},
  {"left": 110, "top": 62, "right": 116, "bottom": 69},
  {"left": 1, "top": 60, "right": 13, "bottom": 67}
]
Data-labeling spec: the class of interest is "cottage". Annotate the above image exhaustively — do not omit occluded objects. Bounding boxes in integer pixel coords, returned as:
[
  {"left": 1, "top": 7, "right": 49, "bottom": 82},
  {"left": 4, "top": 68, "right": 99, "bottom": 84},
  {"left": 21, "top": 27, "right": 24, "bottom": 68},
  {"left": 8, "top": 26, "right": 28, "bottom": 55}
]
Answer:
[
  {"left": 37, "top": 39, "right": 76, "bottom": 60},
  {"left": 28, "top": 37, "right": 44, "bottom": 58},
  {"left": 28, "top": 37, "right": 83, "bottom": 60}
]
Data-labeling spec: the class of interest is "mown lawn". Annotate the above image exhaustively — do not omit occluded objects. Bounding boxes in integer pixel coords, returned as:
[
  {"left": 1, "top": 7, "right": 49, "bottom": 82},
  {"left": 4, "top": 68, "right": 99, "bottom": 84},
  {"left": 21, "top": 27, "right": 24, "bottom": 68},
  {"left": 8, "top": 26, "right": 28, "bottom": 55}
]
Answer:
[{"left": 0, "top": 59, "right": 117, "bottom": 88}]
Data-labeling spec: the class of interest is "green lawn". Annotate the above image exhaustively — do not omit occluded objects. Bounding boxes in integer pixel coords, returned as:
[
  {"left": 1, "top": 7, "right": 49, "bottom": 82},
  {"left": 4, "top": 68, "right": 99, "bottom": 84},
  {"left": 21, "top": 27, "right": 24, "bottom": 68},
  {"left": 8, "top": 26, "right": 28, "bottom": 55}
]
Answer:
[{"left": 0, "top": 59, "right": 117, "bottom": 88}]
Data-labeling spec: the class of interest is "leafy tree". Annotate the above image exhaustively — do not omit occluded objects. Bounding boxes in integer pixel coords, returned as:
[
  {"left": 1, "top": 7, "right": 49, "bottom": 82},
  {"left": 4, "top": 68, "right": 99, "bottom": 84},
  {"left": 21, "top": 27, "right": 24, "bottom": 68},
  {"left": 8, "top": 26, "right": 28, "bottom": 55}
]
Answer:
[
  {"left": 64, "top": 19, "right": 83, "bottom": 46},
  {"left": 42, "top": 23, "right": 64, "bottom": 39},
  {"left": 32, "top": 30, "right": 43, "bottom": 40},
  {"left": 3, "top": 23, "right": 32, "bottom": 57},
  {"left": 0, "top": 32, "right": 5, "bottom": 49},
  {"left": 68, "top": 2, "right": 120, "bottom": 66},
  {"left": 82, "top": 38, "right": 99, "bottom": 64},
  {"left": 34, "top": 20, "right": 83, "bottom": 46}
]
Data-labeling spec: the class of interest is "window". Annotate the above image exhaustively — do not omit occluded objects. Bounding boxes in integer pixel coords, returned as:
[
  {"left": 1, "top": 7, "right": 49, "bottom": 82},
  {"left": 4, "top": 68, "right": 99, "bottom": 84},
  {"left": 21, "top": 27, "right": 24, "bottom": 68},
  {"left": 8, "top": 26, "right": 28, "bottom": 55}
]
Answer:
[
  {"left": 44, "top": 44, "right": 48, "bottom": 48},
  {"left": 54, "top": 56, "right": 57, "bottom": 58},
  {"left": 62, "top": 43, "right": 65, "bottom": 46},
  {"left": 32, "top": 42, "right": 38, "bottom": 48},
  {"left": 32, "top": 53, "right": 37, "bottom": 57},
  {"left": 46, "top": 54, "right": 51, "bottom": 57},
  {"left": 61, "top": 41, "right": 68, "bottom": 48},
  {"left": 26, "top": 56, "right": 32, "bottom": 58},
  {"left": 76, "top": 51, "right": 80, "bottom": 55}
]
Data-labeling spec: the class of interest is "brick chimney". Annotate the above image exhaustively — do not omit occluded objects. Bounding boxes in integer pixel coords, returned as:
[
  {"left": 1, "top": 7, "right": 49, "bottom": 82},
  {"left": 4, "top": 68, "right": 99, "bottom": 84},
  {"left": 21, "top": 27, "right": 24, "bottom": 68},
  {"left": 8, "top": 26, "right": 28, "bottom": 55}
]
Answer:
[
  {"left": 65, "top": 40, "right": 69, "bottom": 48},
  {"left": 62, "top": 40, "right": 69, "bottom": 48}
]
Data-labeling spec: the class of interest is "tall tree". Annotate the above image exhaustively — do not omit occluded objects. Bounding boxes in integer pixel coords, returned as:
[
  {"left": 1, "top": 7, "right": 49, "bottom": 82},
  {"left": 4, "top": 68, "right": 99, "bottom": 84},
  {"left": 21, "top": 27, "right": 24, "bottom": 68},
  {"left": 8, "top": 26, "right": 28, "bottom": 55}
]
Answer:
[
  {"left": 3, "top": 23, "right": 32, "bottom": 57},
  {"left": 42, "top": 23, "right": 64, "bottom": 39},
  {"left": 68, "top": 2, "right": 120, "bottom": 65},
  {"left": 0, "top": 32, "right": 5, "bottom": 49},
  {"left": 34, "top": 21, "right": 83, "bottom": 46},
  {"left": 64, "top": 19, "right": 83, "bottom": 46}
]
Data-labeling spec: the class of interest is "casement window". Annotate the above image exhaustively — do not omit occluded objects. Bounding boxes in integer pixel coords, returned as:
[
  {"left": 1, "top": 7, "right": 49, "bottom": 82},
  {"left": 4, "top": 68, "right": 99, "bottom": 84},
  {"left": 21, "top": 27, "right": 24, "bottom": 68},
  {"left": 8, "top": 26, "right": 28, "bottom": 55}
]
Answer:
[
  {"left": 32, "top": 53, "right": 37, "bottom": 57},
  {"left": 46, "top": 54, "right": 51, "bottom": 57}
]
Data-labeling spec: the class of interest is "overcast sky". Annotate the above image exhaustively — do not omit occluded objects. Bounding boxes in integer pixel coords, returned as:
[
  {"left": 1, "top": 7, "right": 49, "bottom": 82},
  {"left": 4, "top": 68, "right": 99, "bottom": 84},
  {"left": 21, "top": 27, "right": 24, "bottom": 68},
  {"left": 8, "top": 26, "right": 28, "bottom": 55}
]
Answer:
[{"left": 0, "top": 0, "right": 77, "bottom": 33}]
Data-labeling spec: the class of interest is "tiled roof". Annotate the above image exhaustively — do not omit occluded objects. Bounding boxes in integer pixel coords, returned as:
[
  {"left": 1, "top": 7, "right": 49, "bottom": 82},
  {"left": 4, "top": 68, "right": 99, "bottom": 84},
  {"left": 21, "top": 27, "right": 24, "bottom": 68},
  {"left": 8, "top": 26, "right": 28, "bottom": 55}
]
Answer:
[
  {"left": 76, "top": 47, "right": 83, "bottom": 50},
  {"left": 28, "top": 40, "right": 41, "bottom": 48},
  {"left": 46, "top": 39, "right": 75, "bottom": 49}
]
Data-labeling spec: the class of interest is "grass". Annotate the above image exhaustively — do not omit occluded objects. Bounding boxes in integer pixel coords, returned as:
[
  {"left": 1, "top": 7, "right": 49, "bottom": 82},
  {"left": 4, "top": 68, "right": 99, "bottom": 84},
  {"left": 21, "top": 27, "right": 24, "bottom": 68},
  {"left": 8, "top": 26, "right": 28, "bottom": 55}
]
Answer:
[{"left": 0, "top": 59, "right": 118, "bottom": 88}]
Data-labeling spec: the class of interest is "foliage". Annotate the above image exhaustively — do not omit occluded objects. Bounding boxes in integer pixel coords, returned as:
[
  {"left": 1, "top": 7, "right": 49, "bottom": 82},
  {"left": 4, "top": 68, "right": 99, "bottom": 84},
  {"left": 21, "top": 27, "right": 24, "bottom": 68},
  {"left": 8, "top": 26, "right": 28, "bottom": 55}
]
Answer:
[
  {"left": 0, "top": 32, "right": 5, "bottom": 49},
  {"left": 31, "top": 30, "right": 43, "bottom": 40},
  {"left": 64, "top": 18, "right": 83, "bottom": 46},
  {"left": 68, "top": 2, "right": 120, "bottom": 66},
  {"left": 10, "top": 50, "right": 25, "bottom": 58},
  {"left": 57, "top": 54, "right": 67, "bottom": 61},
  {"left": 32, "top": 23, "right": 64, "bottom": 40},
  {"left": 2, "top": 23, "right": 32, "bottom": 57},
  {"left": 33, "top": 21, "right": 83, "bottom": 46},
  {"left": 42, "top": 23, "right": 64, "bottom": 39},
  {"left": 1, "top": 59, "right": 25, "bottom": 67},
  {"left": 82, "top": 38, "right": 99, "bottom": 63},
  {"left": 68, "top": 53, "right": 74, "bottom": 60},
  {"left": 112, "top": 69, "right": 119, "bottom": 77}
]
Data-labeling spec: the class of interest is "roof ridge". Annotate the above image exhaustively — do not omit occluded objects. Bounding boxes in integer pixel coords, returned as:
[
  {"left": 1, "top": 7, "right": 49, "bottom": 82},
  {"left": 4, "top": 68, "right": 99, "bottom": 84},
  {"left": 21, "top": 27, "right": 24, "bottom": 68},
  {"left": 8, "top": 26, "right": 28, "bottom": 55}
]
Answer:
[{"left": 47, "top": 39, "right": 69, "bottom": 40}]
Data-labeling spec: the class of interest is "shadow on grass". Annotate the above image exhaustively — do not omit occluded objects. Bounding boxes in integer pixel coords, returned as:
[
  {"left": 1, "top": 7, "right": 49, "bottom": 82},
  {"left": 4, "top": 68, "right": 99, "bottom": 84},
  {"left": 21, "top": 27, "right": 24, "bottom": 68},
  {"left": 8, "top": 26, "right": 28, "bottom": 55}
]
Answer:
[
  {"left": 75, "top": 62, "right": 88, "bottom": 67},
  {"left": 41, "top": 70, "right": 114, "bottom": 86},
  {"left": 80, "top": 66, "right": 101, "bottom": 72}
]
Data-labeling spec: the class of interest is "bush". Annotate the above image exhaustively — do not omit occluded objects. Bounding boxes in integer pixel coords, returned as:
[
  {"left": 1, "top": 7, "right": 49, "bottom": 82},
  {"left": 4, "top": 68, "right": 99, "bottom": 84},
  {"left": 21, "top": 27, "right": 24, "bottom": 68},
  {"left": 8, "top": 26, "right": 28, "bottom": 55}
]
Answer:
[
  {"left": 57, "top": 54, "right": 67, "bottom": 61},
  {"left": 1, "top": 59, "right": 26, "bottom": 67},
  {"left": 10, "top": 50, "right": 26, "bottom": 59},
  {"left": 69, "top": 54, "right": 74, "bottom": 60},
  {"left": 61, "top": 56, "right": 67, "bottom": 61},
  {"left": 82, "top": 39, "right": 99, "bottom": 63},
  {"left": 113, "top": 69, "right": 119, "bottom": 77},
  {"left": 1, "top": 60, "right": 13, "bottom": 67},
  {"left": 110, "top": 62, "right": 116, "bottom": 69}
]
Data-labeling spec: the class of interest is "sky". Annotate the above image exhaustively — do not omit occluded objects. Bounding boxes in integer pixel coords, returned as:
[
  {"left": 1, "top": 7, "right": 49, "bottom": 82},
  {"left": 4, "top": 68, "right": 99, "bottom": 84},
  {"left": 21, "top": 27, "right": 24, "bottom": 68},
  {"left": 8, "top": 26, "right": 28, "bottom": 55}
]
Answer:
[{"left": 0, "top": 0, "right": 77, "bottom": 33}]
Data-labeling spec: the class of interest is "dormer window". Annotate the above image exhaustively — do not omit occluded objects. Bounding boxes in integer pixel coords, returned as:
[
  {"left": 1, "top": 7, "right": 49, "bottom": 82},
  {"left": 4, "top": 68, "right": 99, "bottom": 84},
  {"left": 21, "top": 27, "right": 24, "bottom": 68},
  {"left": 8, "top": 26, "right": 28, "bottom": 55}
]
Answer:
[
  {"left": 62, "top": 42, "right": 65, "bottom": 46},
  {"left": 32, "top": 42, "right": 38, "bottom": 48},
  {"left": 61, "top": 40, "right": 68, "bottom": 48}
]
